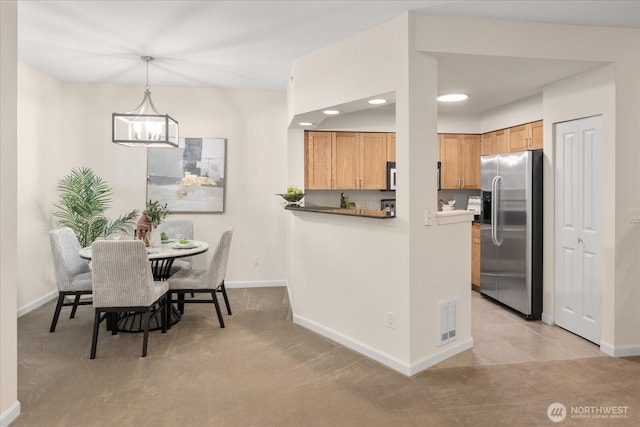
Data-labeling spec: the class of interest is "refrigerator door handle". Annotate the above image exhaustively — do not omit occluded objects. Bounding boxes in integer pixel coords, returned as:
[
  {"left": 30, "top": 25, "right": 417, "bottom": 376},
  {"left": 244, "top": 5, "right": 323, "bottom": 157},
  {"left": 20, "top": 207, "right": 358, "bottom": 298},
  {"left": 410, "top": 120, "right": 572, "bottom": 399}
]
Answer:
[{"left": 491, "top": 175, "right": 503, "bottom": 246}]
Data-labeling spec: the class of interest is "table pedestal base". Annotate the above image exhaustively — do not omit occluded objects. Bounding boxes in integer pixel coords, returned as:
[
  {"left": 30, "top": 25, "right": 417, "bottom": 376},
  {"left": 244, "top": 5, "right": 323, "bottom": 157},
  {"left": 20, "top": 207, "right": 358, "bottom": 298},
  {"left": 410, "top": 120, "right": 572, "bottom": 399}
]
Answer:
[{"left": 115, "top": 303, "right": 181, "bottom": 333}]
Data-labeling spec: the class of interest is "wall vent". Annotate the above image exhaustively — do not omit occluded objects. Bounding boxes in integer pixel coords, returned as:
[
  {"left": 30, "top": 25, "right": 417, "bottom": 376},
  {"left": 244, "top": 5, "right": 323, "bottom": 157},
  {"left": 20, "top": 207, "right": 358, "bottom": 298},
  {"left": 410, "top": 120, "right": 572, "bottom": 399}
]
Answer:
[{"left": 438, "top": 299, "right": 458, "bottom": 346}]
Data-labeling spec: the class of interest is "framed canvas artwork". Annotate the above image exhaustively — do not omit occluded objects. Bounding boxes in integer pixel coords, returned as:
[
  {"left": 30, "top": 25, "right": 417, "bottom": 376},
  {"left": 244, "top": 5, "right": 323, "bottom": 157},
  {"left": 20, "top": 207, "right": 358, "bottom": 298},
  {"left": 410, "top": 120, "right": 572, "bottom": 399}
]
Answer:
[{"left": 147, "top": 137, "right": 226, "bottom": 213}]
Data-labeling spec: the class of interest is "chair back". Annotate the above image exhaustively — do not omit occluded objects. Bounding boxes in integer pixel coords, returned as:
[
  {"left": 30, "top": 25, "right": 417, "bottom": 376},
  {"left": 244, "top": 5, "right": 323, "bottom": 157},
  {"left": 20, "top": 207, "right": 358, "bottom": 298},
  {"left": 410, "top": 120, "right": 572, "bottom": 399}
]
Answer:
[
  {"left": 157, "top": 220, "right": 194, "bottom": 240},
  {"left": 204, "top": 228, "right": 234, "bottom": 289},
  {"left": 91, "top": 240, "right": 157, "bottom": 308},
  {"left": 49, "top": 227, "right": 91, "bottom": 291}
]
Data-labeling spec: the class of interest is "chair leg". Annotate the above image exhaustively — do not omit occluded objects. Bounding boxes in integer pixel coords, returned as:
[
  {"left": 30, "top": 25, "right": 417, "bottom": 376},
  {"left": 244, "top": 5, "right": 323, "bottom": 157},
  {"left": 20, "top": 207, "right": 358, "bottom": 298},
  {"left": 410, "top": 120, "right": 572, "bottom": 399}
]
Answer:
[
  {"left": 90, "top": 309, "right": 101, "bottom": 359},
  {"left": 166, "top": 293, "right": 172, "bottom": 331},
  {"left": 141, "top": 309, "right": 150, "bottom": 357},
  {"left": 211, "top": 291, "right": 225, "bottom": 328},
  {"left": 49, "top": 292, "right": 66, "bottom": 333},
  {"left": 161, "top": 296, "right": 167, "bottom": 334},
  {"left": 220, "top": 282, "right": 232, "bottom": 315},
  {"left": 69, "top": 294, "right": 81, "bottom": 319},
  {"left": 178, "top": 292, "right": 185, "bottom": 314}
]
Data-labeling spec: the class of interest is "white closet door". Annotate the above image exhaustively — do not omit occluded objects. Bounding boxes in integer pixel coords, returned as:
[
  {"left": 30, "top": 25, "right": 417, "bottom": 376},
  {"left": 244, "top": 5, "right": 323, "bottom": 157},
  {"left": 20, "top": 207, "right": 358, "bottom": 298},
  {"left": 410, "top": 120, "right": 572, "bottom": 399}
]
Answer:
[{"left": 554, "top": 115, "right": 602, "bottom": 344}]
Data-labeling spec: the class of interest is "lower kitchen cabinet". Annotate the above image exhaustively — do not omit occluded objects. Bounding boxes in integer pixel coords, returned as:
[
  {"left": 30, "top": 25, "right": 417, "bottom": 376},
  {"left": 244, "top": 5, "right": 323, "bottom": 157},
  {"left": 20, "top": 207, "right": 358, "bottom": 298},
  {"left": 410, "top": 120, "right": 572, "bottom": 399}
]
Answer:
[{"left": 472, "top": 223, "right": 480, "bottom": 290}]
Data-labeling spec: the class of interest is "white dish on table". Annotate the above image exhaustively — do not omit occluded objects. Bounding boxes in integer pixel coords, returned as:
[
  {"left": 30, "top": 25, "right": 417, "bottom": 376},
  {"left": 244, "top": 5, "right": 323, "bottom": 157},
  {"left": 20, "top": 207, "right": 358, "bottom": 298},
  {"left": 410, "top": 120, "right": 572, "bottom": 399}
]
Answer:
[{"left": 173, "top": 242, "right": 197, "bottom": 249}]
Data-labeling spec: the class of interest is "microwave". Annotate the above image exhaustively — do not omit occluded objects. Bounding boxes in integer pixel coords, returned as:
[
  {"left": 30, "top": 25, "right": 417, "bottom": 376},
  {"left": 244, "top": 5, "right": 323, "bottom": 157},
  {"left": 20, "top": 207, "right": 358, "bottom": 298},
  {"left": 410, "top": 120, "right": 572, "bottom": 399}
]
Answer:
[{"left": 387, "top": 162, "right": 396, "bottom": 191}]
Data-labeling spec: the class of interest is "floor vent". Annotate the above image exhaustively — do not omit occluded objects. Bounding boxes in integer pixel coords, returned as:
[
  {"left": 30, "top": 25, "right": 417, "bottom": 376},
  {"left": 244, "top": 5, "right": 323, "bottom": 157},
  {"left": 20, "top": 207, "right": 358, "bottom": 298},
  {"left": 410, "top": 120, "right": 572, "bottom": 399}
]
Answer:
[{"left": 438, "top": 299, "right": 458, "bottom": 346}]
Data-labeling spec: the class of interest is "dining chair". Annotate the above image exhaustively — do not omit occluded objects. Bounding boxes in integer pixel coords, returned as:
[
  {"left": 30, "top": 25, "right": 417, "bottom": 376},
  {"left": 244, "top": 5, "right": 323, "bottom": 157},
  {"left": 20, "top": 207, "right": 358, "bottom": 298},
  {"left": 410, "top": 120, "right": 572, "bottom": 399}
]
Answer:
[
  {"left": 90, "top": 240, "right": 169, "bottom": 358},
  {"left": 167, "top": 227, "right": 233, "bottom": 328},
  {"left": 157, "top": 219, "right": 194, "bottom": 273},
  {"left": 49, "top": 227, "right": 93, "bottom": 332}
]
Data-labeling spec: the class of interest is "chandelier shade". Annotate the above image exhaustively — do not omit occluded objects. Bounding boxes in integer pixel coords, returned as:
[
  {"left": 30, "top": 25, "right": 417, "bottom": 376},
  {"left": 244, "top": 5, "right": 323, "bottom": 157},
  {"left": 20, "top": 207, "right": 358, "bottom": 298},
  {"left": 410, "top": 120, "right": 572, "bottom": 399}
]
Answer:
[{"left": 112, "top": 56, "right": 178, "bottom": 148}]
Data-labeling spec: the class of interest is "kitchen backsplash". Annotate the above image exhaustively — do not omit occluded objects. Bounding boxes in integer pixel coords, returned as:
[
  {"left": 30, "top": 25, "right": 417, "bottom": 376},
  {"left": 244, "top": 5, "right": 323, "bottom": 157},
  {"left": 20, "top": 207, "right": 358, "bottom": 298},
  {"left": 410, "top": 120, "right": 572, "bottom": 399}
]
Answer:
[
  {"left": 438, "top": 189, "right": 481, "bottom": 211},
  {"left": 304, "top": 190, "right": 394, "bottom": 210}
]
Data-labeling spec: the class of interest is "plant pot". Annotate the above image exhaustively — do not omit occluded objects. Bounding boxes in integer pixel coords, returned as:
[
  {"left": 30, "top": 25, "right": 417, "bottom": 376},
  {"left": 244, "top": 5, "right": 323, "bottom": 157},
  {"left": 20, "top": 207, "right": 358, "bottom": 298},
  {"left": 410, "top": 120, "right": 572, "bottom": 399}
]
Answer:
[{"left": 149, "top": 229, "right": 162, "bottom": 248}]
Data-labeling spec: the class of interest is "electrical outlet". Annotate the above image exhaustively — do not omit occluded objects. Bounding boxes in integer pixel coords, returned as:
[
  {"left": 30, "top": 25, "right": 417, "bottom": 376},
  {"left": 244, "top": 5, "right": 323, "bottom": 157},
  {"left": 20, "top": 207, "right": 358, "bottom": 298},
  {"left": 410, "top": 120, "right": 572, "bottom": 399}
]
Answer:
[
  {"left": 253, "top": 256, "right": 261, "bottom": 267},
  {"left": 386, "top": 312, "right": 396, "bottom": 330},
  {"left": 631, "top": 209, "right": 640, "bottom": 224}
]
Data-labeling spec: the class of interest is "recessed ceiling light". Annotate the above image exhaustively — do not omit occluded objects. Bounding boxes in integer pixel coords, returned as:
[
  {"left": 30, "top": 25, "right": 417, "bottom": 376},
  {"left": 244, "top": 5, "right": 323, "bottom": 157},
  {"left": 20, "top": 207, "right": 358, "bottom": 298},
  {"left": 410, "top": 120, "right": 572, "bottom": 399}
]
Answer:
[
  {"left": 437, "top": 93, "right": 468, "bottom": 102},
  {"left": 368, "top": 98, "right": 387, "bottom": 105},
  {"left": 298, "top": 122, "right": 314, "bottom": 126},
  {"left": 323, "top": 110, "right": 340, "bottom": 115}
]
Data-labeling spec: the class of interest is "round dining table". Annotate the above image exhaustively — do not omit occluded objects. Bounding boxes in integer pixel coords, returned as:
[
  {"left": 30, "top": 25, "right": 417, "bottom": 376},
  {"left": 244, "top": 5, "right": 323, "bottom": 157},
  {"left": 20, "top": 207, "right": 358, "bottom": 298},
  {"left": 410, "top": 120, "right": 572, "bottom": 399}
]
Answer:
[{"left": 79, "top": 239, "right": 209, "bottom": 332}]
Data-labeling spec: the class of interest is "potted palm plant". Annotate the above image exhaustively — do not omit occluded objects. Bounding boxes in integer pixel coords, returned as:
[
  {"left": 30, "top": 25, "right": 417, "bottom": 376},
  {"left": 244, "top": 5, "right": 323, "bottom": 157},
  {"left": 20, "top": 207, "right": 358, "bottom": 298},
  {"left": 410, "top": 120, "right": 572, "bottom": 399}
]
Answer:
[{"left": 54, "top": 167, "right": 138, "bottom": 247}]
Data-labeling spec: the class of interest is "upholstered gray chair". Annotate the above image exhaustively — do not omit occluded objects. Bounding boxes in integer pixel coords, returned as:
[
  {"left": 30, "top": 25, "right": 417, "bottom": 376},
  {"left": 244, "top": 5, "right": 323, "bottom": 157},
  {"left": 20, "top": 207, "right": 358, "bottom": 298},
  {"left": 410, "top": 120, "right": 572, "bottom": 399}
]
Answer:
[
  {"left": 90, "top": 240, "right": 169, "bottom": 359},
  {"left": 167, "top": 227, "right": 233, "bottom": 328},
  {"left": 49, "top": 227, "right": 93, "bottom": 332},
  {"left": 157, "top": 219, "right": 194, "bottom": 273}
]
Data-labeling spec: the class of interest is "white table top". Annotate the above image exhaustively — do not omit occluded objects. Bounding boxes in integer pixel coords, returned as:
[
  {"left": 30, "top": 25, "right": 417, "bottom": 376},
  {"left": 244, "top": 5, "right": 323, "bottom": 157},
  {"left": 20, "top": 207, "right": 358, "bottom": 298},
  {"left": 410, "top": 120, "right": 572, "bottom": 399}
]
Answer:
[{"left": 79, "top": 239, "right": 209, "bottom": 260}]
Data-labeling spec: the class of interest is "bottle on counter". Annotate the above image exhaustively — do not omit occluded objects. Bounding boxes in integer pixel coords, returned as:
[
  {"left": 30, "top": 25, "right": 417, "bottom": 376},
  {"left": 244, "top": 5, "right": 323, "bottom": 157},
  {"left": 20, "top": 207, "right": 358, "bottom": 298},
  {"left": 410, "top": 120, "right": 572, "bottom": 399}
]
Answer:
[{"left": 340, "top": 193, "right": 347, "bottom": 208}]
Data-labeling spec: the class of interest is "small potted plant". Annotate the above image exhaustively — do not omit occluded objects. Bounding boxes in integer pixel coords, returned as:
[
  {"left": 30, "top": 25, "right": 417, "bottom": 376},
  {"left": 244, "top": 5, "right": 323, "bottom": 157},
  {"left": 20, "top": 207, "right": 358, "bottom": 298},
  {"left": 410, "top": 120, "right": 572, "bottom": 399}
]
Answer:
[{"left": 142, "top": 200, "right": 169, "bottom": 246}]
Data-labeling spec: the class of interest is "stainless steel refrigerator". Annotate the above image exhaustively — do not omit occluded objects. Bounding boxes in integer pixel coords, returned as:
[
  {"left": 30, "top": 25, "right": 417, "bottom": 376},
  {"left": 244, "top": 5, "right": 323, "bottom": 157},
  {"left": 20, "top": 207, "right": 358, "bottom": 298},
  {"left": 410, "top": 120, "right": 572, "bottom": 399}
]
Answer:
[{"left": 480, "top": 150, "right": 543, "bottom": 319}]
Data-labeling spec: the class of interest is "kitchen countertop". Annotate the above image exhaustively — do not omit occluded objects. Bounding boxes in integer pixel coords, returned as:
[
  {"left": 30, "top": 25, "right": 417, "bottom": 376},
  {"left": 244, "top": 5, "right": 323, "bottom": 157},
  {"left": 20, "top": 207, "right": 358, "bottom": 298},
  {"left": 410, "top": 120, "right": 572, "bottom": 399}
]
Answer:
[{"left": 285, "top": 205, "right": 395, "bottom": 219}]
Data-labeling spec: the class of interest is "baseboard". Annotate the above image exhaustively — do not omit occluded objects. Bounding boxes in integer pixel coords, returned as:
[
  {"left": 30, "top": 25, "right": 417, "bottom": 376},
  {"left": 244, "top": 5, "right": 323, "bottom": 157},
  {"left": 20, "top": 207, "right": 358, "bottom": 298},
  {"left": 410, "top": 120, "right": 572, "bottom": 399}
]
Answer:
[
  {"left": 1, "top": 401, "right": 20, "bottom": 427},
  {"left": 17, "top": 290, "right": 57, "bottom": 318},
  {"left": 409, "top": 338, "right": 474, "bottom": 375},
  {"left": 600, "top": 341, "right": 640, "bottom": 357},
  {"left": 293, "top": 314, "right": 412, "bottom": 375},
  {"left": 225, "top": 280, "right": 287, "bottom": 289},
  {"left": 541, "top": 312, "right": 554, "bottom": 325}
]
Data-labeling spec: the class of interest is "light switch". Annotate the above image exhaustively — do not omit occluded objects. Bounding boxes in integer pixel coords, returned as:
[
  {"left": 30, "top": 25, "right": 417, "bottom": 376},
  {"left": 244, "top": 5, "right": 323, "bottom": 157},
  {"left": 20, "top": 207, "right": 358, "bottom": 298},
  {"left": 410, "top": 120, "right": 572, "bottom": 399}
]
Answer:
[
  {"left": 424, "top": 210, "right": 433, "bottom": 226},
  {"left": 631, "top": 209, "right": 640, "bottom": 224}
]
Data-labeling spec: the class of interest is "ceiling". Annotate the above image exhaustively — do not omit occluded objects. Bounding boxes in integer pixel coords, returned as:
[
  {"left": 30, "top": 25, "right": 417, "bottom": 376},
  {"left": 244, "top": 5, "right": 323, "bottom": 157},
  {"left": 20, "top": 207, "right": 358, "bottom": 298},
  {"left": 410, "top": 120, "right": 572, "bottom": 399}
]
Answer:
[{"left": 17, "top": 1, "right": 640, "bottom": 116}]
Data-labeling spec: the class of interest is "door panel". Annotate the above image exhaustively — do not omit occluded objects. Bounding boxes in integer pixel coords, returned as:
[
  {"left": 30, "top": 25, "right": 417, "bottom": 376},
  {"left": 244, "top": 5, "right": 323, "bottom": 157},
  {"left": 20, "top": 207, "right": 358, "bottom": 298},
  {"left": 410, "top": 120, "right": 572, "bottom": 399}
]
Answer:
[
  {"left": 555, "top": 116, "right": 602, "bottom": 344},
  {"left": 496, "top": 152, "right": 530, "bottom": 314},
  {"left": 333, "top": 132, "right": 358, "bottom": 189}
]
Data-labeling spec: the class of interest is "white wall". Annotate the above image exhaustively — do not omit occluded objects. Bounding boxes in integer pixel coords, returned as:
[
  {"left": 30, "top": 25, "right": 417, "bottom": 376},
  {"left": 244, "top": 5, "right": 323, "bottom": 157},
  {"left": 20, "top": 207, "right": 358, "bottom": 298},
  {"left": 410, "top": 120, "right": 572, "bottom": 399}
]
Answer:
[
  {"left": 0, "top": 1, "right": 20, "bottom": 425},
  {"left": 415, "top": 14, "right": 640, "bottom": 354},
  {"left": 480, "top": 94, "right": 542, "bottom": 132},
  {"left": 288, "top": 12, "right": 640, "bottom": 375},
  {"left": 17, "top": 64, "right": 290, "bottom": 312},
  {"left": 288, "top": 14, "right": 474, "bottom": 374}
]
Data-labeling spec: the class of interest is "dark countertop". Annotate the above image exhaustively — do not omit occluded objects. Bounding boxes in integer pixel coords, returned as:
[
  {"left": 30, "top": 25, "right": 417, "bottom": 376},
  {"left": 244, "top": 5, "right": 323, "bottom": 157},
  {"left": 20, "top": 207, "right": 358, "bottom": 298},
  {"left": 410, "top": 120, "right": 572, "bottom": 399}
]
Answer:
[{"left": 285, "top": 205, "right": 395, "bottom": 219}]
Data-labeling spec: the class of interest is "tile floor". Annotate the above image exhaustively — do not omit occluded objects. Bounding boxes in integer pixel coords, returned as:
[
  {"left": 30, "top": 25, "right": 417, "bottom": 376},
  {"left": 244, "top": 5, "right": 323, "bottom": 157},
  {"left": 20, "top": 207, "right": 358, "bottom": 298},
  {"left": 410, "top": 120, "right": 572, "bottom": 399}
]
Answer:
[{"left": 433, "top": 290, "right": 604, "bottom": 368}]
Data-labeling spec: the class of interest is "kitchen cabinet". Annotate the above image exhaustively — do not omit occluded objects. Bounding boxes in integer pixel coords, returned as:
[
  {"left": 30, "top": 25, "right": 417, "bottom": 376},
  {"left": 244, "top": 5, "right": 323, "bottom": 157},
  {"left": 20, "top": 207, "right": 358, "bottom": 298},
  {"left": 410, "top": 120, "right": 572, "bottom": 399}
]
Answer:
[
  {"left": 508, "top": 120, "right": 543, "bottom": 152},
  {"left": 481, "top": 131, "right": 495, "bottom": 156},
  {"left": 386, "top": 133, "right": 396, "bottom": 162},
  {"left": 472, "top": 223, "right": 480, "bottom": 290},
  {"left": 357, "top": 132, "right": 388, "bottom": 190},
  {"left": 305, "top": 131, "right": 393, "bottom": 190},
  {"left": 438, "top": 133, "right": 481, "bottom": 189},
  {"left": 305, "top": 131, "right": 333, "bottom": 190}
]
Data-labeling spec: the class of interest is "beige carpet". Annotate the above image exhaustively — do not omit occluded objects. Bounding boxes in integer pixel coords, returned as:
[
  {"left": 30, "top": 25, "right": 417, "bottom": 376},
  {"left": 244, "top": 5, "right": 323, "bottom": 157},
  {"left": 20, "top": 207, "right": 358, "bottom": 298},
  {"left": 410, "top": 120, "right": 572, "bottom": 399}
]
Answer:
[{"left": 14, "top": 287, "right": 640, "bottom": 426}]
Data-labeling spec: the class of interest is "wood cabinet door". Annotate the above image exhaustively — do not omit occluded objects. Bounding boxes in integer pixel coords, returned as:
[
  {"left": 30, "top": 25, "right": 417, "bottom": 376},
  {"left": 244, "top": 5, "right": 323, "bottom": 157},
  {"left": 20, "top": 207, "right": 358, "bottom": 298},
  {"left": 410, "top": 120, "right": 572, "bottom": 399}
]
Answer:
[
  {"left": 508, "top": 124, "right": 529, "bottom": 152},
  {"left": 481, "top": 132, "right": 496, "bottom": 156},
  {"left": 530, "top": 120, "right": 543, "bottom": 149},
  {"left": 305, "top": 132, "right": 332, "bottom": 189},
  {"left": 332, "top": 132, "right": 359, "bottom": 189},
  {"left": 461, "top": 134, "right": 481, "bottom": 189},
  {"left": 496, "top": 129, "right": 508, "bottom": 154},
  {"left": 472, "top": 225, "right": 481, "bottom": 287},
  {"left": 386, "top": 133, "right": 396, "bottom": 162},
  {"left": 359, "top": 133, "right": 388, "bottom": 189},
  {"left": 439, "top": 134, "right": 461, "bottom": 189}
]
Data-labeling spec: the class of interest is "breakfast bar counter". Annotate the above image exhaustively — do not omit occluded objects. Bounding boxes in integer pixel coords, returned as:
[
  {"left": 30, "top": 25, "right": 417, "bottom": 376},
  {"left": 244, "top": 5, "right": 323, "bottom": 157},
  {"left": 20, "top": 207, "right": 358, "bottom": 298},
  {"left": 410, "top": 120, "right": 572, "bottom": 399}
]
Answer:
[{"left": 285, "top": 205, "right": 395, "bottom": 219}]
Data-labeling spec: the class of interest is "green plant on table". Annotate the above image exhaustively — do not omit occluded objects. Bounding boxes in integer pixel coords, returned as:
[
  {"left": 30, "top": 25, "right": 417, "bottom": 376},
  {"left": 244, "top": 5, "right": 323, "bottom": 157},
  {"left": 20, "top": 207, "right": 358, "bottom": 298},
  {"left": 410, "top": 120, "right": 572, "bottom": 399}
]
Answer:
[
  {"left": 53, "top": 167, "right": 138, "bottom": 247},
  {"left": 143, "top": 199, "right": 169, "bottom": 229}
]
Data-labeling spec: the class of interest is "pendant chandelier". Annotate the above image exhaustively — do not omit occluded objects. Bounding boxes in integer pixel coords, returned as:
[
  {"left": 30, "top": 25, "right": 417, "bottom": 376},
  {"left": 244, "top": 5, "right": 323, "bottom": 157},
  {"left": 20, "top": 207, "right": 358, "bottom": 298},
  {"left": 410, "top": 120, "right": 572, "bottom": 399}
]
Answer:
[{"left": 112, "top": 56, "right": 178, "bottom": 147}]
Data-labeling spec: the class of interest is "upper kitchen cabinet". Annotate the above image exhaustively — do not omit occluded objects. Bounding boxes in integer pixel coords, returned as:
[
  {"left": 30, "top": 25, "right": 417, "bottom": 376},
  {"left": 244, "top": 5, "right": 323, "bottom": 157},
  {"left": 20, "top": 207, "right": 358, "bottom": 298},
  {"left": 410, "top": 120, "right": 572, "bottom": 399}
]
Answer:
[
  {"left": 304, "top": 131, "right": 395, "bottom": 191},
  {"left": 333, "top": 132, "right": 359, "bottom": 189},
  {"left": 508, "top": 120, "right": 543, "bottom": 152},
  {"left": 439, "top": 133, "right": 481, "bottom": 189},
  {"left": 386, "top": 133, "right": 396, "bottom": 162},
  {"left": 358, "top": 132, "right": 388, "bottom": 189},
  {"left": 481, "top": 129, "right": 507, "bottom": 155},
  {"left": 305, "top": 131, "right": 333, "bottom": 190}
]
